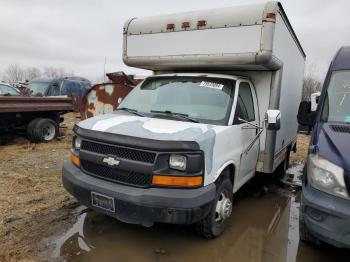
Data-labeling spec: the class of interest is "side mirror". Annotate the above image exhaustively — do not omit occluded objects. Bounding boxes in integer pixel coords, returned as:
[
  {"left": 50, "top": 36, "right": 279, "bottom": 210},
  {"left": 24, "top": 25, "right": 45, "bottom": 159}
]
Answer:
[
  {"left": 297, "top": 101, "right": 316, "bottom": 127},
  {"left": 265, "top": 110, "right": 281, "bottom": 130}
]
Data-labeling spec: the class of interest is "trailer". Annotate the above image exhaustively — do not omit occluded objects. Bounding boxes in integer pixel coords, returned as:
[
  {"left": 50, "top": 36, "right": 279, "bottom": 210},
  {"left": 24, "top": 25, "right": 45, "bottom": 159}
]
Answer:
[
  {"left": 0, "top": 96, "right": 73, "bottom": 142},
  {"left": 63, "top": 1, "right": 305, "bottom": 238},
  {"left": 80, "top": 72, "right": 141, "bottom": 120}
]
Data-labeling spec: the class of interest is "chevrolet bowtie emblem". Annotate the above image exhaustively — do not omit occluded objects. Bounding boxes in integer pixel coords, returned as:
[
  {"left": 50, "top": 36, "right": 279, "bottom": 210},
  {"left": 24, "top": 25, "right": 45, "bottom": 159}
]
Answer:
[{"left": 102, "top": 157, "right": 120, "bottom": 167}]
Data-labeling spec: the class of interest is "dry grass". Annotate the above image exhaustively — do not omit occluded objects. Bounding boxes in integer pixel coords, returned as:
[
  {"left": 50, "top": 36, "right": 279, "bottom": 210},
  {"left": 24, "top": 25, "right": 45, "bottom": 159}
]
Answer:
[
  {"left": 290, "top": 134, "right": 310, "bottom": 165},
  {"left": 0, "top": 113, "right": 79, "bottom": 262}
]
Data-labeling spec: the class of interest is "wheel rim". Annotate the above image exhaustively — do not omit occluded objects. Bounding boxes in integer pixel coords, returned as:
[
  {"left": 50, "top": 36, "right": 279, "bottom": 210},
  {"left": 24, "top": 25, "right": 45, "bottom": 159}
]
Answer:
[
  {"left": 215, "top": 191, "right": 232, "bottom": 223},
  {"left": 42, "top": 123, "right": 56, "bottom": 141}
]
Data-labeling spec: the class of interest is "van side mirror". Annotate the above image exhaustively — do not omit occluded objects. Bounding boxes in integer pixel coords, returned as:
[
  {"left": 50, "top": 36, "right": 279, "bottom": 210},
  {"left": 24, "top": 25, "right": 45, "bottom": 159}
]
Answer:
[
  {"left": 297, "top": 101, "right": 316, "bottom": 127},
  {"left": 265, "top": 110, "right": 281, "bottom": 130}
]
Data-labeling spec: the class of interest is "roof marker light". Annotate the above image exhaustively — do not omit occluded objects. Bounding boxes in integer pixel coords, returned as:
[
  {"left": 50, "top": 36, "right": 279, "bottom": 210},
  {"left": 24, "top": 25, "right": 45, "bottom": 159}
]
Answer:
[
  {"left": 197, "top": 20, "right": 207, "bottom": 28},
  {"left": 181, "top": 21, "right": 190, "bottom": 29},
  {"left": 167, "top": 23, "right": 175, "bottom": 30}
]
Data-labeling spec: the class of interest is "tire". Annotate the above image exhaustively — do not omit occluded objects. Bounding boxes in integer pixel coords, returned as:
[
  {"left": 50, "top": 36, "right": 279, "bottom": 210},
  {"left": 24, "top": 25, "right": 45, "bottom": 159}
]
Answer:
[
  {"left": 276, "top": 147, "right": 291, "bottom": 176},
  {"left": 299, "top": 196, "right": 320, "bottom": 245},
  {"left": 30, "top": 118, "right": 59, "bottom": 143},
  {"left": 196, "top": 177, "right": 233, "bottom": 239},
  {"left": 27, "top": 118, "right": 43, "bottom": 141}
]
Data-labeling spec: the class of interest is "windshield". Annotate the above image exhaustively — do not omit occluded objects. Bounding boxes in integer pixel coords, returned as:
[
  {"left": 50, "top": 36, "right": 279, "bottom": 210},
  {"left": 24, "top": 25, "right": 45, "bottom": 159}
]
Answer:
[
  {"left": 28, "top": 82, "right": 50, "bottom": 96},
  {"left": 118, "top": 76, "right": 235, "bottom": 125},
  {"left": 0, "top": 84, "right": 19, "bottom": 95},
  {"left": 321, "top": 70, "right": 350, "bottom": 123}
]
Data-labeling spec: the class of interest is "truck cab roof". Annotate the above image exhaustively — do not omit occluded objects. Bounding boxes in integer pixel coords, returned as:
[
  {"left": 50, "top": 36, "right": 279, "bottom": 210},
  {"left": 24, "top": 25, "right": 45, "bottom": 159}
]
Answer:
[{"left": 151, "top": 73, "right": 246, "bottom": 81}]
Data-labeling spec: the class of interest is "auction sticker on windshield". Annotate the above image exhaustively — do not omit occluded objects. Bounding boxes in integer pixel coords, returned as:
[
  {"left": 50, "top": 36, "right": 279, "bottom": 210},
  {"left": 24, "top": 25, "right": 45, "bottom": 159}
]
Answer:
[{"left": 199, "top": 81, "right": 224, "bottom": 90}]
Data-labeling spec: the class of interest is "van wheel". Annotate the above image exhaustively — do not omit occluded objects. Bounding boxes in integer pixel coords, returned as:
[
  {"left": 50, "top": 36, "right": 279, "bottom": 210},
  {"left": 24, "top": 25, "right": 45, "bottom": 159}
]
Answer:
[
  {"left": 299, "top": 196, "right": 320, "bottom": 245},
  {"left": 30, "top": 118, "right": 59, "bottom": 143},
  {"left": 196, "top": 178, "right": 233, "bottom": 239}
]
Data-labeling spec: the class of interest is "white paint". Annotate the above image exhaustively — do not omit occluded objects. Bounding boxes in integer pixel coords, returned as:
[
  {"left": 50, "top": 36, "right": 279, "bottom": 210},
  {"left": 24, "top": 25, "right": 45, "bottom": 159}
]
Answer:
[
  {"left": 105, "top": 85, "right": 114, "bottom": 96},
  {"left": 92, "top": 115, "right": 142, "bottom": 131},
  {"left": 142, "top": 118, "right": 207, "bottom": 134},
  {"left": 88, "top": 90, "right": 97, "bottom": 103},
  {"left": 273, "top": 13, "right": 305, "bottom": 155},
  {"left": 126, "top": 25, "right": 262, "bottom": 57}
]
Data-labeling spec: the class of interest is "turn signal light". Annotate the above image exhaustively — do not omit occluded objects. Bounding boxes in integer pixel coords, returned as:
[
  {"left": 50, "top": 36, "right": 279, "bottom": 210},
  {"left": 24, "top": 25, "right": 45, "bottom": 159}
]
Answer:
[
  {"left": 71, "top": 153, "right": 80, "bottom": 167},
  {"left": 152, "top": 175, "right": 203, "bottom": 187}
]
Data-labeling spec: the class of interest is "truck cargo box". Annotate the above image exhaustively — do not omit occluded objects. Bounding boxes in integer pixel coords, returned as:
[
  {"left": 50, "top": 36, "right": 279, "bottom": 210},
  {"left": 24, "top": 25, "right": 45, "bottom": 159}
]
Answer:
[
  {"left": 123, "top": 1, "right": 306, "bottom": 172},
  {"left": 123, "top": 1, "right": 305, "bottom": 71}
]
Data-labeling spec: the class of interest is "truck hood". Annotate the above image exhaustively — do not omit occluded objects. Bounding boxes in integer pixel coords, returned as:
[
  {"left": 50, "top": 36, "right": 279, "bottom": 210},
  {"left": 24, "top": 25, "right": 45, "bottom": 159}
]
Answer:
[
  {"left": 77, "top": 111, "right": 226, "bottom": 142},
  {"left": 77, "top": 111, "right": 229, "bottom": 175},
  {"left": 316, "top": 122, "right": 350, "bottom": 171}
]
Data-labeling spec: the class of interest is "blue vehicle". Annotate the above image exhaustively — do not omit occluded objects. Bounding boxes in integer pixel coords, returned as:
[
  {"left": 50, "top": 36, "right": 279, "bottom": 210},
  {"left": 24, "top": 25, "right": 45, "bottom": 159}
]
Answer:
[
  {"left": 298, "top": 46, "right": 350, "bottom": 248},
  {"left": 28, "top": 76, "right": 91, "bottom": 100}
]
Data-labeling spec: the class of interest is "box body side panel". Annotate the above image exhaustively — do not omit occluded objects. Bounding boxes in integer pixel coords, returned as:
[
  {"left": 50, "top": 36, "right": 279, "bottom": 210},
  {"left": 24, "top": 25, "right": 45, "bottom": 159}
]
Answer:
[{"left": 273, "top": 13, "right": 305, "bottom": 155}]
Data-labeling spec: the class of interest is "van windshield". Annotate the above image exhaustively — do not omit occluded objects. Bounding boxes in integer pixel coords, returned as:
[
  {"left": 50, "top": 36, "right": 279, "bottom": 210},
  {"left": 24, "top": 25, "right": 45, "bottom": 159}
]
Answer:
[
  {"left": 28, "top": 82, "right": 50, "bottom": 96},
  {"left": 321, "top": 70, "right": 350, "bottom": 123},
  {"left": 118, "top": 76, "right": 235, "bottom": 125}
]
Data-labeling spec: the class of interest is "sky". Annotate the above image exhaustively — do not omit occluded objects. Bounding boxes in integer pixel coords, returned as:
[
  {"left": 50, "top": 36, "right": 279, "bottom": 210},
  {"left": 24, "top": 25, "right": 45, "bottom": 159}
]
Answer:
[{"left": 0, "top": 0, "right": 349, "bottom": 82}]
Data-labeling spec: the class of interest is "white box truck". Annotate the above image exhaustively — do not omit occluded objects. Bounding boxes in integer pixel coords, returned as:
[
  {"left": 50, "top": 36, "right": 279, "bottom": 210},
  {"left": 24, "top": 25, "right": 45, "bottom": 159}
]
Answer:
[{"left": 63, "top": 1, "right": 305, "bottom": 238}]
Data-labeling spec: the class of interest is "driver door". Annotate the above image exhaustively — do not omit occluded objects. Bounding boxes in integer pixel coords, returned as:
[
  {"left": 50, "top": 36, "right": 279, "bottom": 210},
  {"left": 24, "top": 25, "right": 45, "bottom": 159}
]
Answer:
[{"left": 234, "top": 80, "right": 260, "bottom": 184}]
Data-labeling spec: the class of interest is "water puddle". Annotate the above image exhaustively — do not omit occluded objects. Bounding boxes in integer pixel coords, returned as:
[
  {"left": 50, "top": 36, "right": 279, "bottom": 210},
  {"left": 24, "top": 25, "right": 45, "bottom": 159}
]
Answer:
[{"left": 52, "top": 164, "right": 350, "bottom": 262}]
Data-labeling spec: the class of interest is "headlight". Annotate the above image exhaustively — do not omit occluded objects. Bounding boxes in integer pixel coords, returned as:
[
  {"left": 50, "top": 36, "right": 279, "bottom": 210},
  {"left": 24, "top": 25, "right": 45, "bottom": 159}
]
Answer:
[
  {"left": 307, "top": 154, "right": 349, "bottom": 199},
  {"left": 169, "top": 154, "right": 187, "bottom": 171},
  {"left": 73, "top": 136, "right": 82, "bottom": 150}
]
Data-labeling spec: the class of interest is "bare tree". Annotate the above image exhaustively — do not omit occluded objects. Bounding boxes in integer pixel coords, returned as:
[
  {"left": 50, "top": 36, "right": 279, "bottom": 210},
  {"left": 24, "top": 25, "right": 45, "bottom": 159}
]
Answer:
[
  {"left": 302, "top": 64, "right": 323, "bottom": 101},
  {"left": 3, "top": 64, "right": 25, "bottom": 83},
  {"left": 302, "top": 77, "right": 322, "bottom": 101},
  {"left": 24, "top": 67, "right": 41, "bottom": 81},
  {"left": 44, "top": 67, "right": 74, "bottom": 78}
]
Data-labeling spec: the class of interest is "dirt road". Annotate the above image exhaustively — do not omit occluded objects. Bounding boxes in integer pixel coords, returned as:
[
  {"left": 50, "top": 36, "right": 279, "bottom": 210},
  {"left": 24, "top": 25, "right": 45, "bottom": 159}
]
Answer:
[{"left": 1, "top": 121, "right": 349, "bottom": 262}]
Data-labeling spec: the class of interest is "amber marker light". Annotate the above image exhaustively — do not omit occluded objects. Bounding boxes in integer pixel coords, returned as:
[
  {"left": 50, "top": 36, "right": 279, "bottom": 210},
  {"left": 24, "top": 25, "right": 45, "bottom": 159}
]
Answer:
[
  {"left": 167, "top": 23, "right": 175, "bottom": 30},
  {"left": 152, "top": 175, "right": 203, "bottom": 187},
  {"left": 197, "top": 20, "right": 207, "bottom": 27},
  {"left": 71, "top": 153, "right": 80, "bottom": 167},
  {"left": 181, "top": 21, "right": 190, "bottom": 29}
]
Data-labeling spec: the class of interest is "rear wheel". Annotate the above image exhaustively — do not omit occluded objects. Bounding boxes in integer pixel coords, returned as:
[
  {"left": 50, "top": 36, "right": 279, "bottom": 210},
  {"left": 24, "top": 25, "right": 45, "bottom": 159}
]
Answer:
[
  {"left": 27, "top": 118, "right": 43, "bottom": 141},
  {"left": 276, "top": 147, "right": 291, "bottom": 176},
  {"left": 30, "top": 118, "right": 59, "bottom": 143},
  {"left": 196, "top": 178, "right": 233, "bottom": 239}
]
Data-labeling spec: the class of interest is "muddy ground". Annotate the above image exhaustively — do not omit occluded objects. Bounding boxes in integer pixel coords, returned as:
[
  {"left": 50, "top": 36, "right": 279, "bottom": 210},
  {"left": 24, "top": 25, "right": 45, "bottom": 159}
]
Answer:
[{"left": 0, "top": 116, "right": 349, "bottom": 262}]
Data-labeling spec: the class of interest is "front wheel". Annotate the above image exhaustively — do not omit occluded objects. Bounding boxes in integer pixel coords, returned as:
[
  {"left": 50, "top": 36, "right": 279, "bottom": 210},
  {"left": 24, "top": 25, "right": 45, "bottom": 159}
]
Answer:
[
  {"left": 196, "top": 178, "right": 233, "bottom": 239},
  {"left": 299, "top": 196, "right": 320, "bottom": 245}
]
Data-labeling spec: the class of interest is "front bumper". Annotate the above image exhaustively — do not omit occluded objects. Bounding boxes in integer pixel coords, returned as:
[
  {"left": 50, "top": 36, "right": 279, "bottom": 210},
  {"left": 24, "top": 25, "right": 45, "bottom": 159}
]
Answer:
[
  {"left": 301, "top": 182, "right": 350, "bottom": 248},
  {"left": 62, "top": 162, "right": 216, "bottom": 226}
]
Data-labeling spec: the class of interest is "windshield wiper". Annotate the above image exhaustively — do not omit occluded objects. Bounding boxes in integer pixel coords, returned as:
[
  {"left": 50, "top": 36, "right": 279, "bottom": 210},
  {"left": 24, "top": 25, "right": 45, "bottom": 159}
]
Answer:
[
  {"left": 150, "top": 110, "right": 199, "bottom": 123},
  {"left": 117, "top": 107, "right": 145, "bottom": 117}
]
